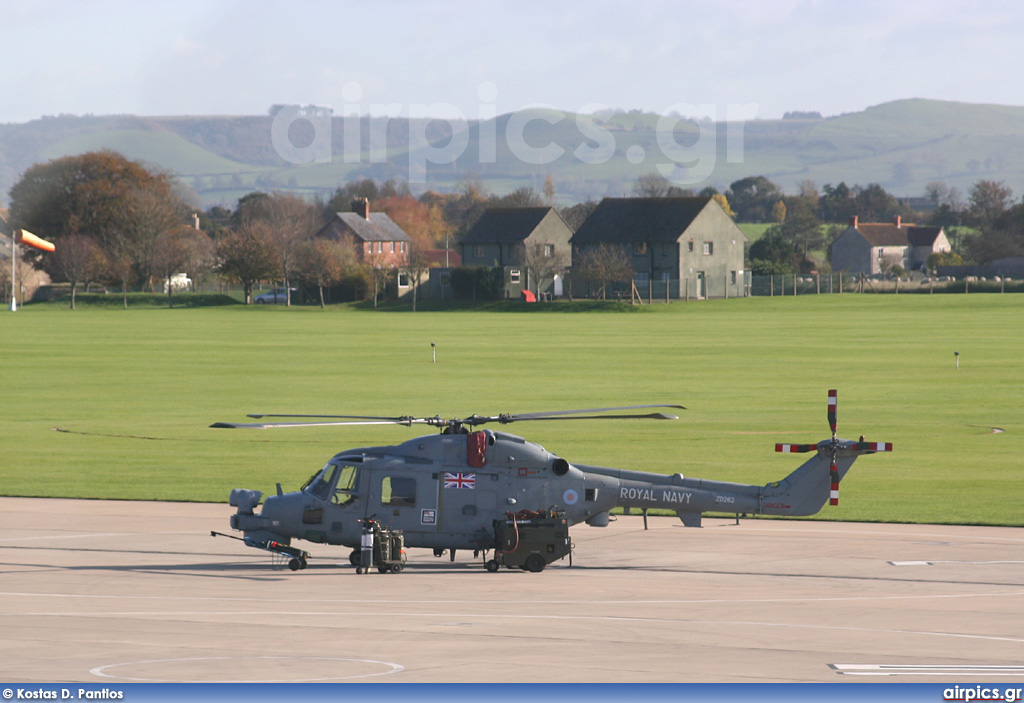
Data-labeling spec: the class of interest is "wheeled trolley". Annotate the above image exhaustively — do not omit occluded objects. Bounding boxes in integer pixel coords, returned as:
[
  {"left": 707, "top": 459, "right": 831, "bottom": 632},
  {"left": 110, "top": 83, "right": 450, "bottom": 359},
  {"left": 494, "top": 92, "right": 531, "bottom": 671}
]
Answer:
[
  {"left": 485, "top": 509, "right": 571, "bottom": 573},
  {"left": 354, "top": 518, "right": 407, "bottom": 574},
  {"left": 211, "top": 530, "right": 310, "bottom": 571}
]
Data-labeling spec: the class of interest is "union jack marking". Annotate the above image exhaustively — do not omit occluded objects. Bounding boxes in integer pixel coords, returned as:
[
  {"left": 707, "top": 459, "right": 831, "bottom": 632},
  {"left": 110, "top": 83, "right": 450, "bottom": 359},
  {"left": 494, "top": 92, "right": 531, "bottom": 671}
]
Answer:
[{"left": 444, "top": 472, "right": 476, "bottom": 489}]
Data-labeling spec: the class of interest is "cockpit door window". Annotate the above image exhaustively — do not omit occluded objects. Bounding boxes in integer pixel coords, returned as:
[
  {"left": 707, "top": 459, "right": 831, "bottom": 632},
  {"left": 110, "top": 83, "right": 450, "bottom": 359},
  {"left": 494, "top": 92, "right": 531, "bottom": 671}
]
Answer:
[{"left": 381, "top": 476, "right": 416, "bottom": 507}]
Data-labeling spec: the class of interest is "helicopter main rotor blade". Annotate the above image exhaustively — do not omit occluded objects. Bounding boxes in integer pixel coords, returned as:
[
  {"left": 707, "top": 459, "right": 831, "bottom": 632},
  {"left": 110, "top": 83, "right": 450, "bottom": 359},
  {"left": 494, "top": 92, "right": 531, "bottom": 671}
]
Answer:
[
  {"left": 212, "top": 405, "right": 685, "bottom": 431},
  {"left": 495, "top": 411, "right": 683, "bottom": 423},
  {"left": 246, "top": 413, "right": 419, "bottom": 422},
  {"left": 459, "top": 405, "right": 686, "bottom": 426},
  {"left": 211, "top": 418, "right": 435, "bottom": 429},
  {"left": 501, "top": 404, "right": 686, "bottom": 419}
]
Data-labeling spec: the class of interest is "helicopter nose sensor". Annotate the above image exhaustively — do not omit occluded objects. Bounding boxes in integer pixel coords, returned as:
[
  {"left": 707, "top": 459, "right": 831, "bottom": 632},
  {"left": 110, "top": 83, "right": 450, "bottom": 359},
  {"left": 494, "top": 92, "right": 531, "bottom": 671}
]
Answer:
[{"left": 229, "top": 489, "right": 262, "bottom": 514}]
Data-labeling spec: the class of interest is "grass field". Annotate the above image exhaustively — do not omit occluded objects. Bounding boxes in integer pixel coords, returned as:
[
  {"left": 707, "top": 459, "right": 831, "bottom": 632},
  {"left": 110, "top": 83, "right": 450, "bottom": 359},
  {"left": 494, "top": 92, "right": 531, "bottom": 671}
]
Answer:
[{"left": 1, "top": 294, "right": 1021, "bottom": 526}]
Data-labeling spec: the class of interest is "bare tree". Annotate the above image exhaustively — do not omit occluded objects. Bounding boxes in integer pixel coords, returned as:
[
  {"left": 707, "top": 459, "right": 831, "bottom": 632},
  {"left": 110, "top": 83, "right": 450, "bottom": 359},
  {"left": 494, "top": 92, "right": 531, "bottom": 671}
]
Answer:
[
  {"left": 573, "top": 243, "right": 633, "bottom": 299},
  {"left": 522, "top": 241, "right": 568, "bottom": 299},
  {"left": 406, "top": 248, "right": 432, "bottom": 312},
  {"left": 152, "top": 225, "right": 193, "bottom": 307},
  {"left": 52, "top": 233, "right": 105, "bottom": 309},
  {"left": 361, "top": 252, "right": 393, "bottom": 310},
  {"left": 237, "top": 192, "right": 319, "bottom": 305},
  {"left": 178, "top": 227, "right": 216, "bottom": 292},
  {"left": 113, "top": 184, "right": 182, "bottom": 291}
]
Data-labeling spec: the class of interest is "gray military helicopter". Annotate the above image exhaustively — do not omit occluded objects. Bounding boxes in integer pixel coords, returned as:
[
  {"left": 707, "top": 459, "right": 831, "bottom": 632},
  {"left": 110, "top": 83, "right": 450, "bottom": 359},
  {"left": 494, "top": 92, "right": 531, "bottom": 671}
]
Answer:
[{"left": 211, "top": 390, "right": 891, "bottom": 572}]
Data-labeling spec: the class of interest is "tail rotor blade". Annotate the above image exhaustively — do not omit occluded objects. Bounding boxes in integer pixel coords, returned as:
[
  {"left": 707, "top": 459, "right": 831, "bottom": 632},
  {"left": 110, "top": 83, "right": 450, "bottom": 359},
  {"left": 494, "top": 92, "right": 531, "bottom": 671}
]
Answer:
[
  {"left": 828, "top": 389, "right": 838, "bottom": 439},
  {"left": 775, "top": 389, "right": 892, "bottom": 510},
  {"left": 775, "top": 443, "right": 818, "bottom": 453},
  {"left": 829, "top": 458, "right": 840, "bottom": 506}
]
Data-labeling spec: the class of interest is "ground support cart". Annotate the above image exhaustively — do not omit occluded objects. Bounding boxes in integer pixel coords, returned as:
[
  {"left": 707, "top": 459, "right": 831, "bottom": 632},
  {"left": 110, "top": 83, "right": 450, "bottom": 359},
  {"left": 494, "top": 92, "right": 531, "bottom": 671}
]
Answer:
[
  {"left": 354, "top": 518, "right": 407, "bottom": 574},
  {"left": 486, "top": 510, "right": 571, "bottom": 573}
]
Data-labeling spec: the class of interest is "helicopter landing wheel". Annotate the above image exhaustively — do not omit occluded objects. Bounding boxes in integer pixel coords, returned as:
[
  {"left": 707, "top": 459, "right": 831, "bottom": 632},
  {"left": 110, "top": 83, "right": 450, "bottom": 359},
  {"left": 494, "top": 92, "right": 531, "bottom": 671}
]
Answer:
[
  {"left": 378, "top": 565, "right": 391, "bottom": 574},
  {"left": 349, "top": 549, "right": 361, "bottom": 567},
  {"left": 524, "top": 554, "right": 546, "bottom": 573},
  {"left": 485, "top": 559, "right": 500, "bottom": 573},
  {"left": 288, "top": 557, "right": 306, "bottom": 571}
]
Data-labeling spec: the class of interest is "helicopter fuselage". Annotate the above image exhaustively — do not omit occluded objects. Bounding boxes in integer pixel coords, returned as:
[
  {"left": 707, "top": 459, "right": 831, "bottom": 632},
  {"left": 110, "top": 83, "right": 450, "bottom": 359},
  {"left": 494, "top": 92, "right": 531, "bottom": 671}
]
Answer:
[{"left": 229, "top": 425, "right": 865, "bottom": 554}]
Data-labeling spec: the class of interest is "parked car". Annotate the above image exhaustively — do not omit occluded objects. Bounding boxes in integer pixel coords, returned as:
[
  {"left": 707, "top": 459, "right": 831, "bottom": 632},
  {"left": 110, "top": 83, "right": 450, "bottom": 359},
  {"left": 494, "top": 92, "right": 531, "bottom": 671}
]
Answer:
[{"left": 254, "top": 287, "right": 296, "bottom": 304}]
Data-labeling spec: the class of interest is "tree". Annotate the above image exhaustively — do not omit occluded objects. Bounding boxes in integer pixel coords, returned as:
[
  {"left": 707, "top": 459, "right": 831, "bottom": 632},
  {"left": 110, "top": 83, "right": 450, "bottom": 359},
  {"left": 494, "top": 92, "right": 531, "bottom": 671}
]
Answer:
[
  {"left": 8, "top": 150, "right": 188, "bottom": 289},
  {"left": 771, "top": 200, "right": 787, "bottom": 224},
  {"left": 361, "top": 252, "right": 393, "bottom": 309},
  {"left": 152, "top": 225, "right": 194, "bottom": 307},
  {"left": 298, "top": 238, "right": 353, "bottom": 308},
  {"left": 321, "top": 178, "right": 410, "bottom": 216},
  {"left": 177, "top": 227, "right": 216, "bottom": 292},
  {"left": 964, "top": 202, "right": 1024, "bottom": 263},
  {"left": 216, "top": 221, "right": 277, "bottom": 304},
  {"left": 726, "top": 176, "right": 782, "bottom": 222},
  {"left": 377, "top": 195, "right": 435, "bottom": 250},
  {"left": 967, "top": 180, "right": 1013, "bottom": 231},
  {"left": 543, "top": 174, "right": 556, "bottom": 204},
  {"left": 522, "top": 240, "right": 569, "bottom": 299},
  {"left": 778, "top": 196, "right": 824, "bottom": 257},
  {"left": 236, "top": 192, "right": 319, "bottom": 305},
  {"left": 491, "top": 187, "right": 546, "bottom": 208},
  {"left": 711, "top": 194, "right": 734, "bottom": 217},
  {"left": 419, "top": 178, "right": 490, "bottom": 239},
  {"left": 819, "top": 182, "right": 856, "bottom": 223},
  {"left": 51, "top": 234, "right": 105, "bottom": 309},
  {"left": 633, "top": 173, "right": 696, "bottom": 198},
  {"left": 573, "top": 243, "right": 632, "bottom": 299},
  {"left": 852, "top": 183, "right": 906, "bottom": 222},
  {"left": 406, "top": 247, "right": 432, "bottom": 312},
  {"left": 558, "top": 200, "right": 598, "bottom": 232},
  {"left": 748, "top": 228, "right": 797, "bottom": 274}
]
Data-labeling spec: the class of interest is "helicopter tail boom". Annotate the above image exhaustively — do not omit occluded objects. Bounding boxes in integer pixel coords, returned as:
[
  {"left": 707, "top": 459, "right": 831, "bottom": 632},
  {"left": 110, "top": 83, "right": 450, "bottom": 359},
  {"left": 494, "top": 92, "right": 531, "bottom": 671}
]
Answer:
[{"left": 760, "top": 440, "right": 871, "bottom": 517}]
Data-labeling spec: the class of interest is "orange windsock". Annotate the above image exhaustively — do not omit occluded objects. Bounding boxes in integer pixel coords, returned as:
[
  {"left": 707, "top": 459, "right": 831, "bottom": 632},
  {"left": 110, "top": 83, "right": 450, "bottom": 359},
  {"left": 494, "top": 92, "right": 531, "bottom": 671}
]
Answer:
[{"left": 15, "top": 229, "right": 55, "bottom": 252}]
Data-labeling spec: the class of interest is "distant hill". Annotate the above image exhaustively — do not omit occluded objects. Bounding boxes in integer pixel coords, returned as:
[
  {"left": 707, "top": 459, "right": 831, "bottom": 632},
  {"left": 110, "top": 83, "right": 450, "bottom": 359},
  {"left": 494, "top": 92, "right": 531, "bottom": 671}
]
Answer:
[{"left": 3, "top": 99, "right": 1024, "bottom": 209}]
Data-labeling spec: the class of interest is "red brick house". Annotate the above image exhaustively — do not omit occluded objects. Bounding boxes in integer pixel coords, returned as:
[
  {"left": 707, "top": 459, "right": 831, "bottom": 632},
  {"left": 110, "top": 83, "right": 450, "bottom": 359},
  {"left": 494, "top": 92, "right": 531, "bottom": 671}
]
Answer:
[{"left": 315, "top": 198, "right": 412, "bottom": 268}]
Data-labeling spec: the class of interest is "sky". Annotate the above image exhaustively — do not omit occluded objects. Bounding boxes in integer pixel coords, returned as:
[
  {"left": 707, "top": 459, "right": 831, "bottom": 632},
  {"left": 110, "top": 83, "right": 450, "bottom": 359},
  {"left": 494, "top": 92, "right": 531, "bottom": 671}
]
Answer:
[{"left": 3, "top": 0, "right": 1024, "bottom": 125}]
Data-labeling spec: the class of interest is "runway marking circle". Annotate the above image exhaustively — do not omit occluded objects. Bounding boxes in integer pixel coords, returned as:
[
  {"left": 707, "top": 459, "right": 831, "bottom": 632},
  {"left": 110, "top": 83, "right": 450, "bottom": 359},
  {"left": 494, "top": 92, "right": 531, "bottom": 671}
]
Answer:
[{"left": 90, "top": 655, "right": 404, "bottom": 682}]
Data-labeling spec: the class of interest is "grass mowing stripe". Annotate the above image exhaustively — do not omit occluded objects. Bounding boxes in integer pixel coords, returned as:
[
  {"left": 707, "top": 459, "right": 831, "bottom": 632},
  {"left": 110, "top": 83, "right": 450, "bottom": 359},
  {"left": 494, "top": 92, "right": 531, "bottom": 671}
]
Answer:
[{"left": 0, "top": 295, "right": 1020, "bottom": 525}]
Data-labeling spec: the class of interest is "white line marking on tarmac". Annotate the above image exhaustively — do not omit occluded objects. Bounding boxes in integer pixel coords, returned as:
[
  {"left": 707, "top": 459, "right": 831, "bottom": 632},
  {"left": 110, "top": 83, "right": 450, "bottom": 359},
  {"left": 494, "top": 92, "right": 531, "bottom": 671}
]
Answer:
[
  {"left": 833, "top": 664, "right": 1024, "bottom": 676},
  {"left": 890, "top": 560, "right": 1024, "bottom": 565},
  {"left": 6, "top": 610, "right": 1024, "bottom": 647},
  {"left": 3, "top": 588, "right": 1024, "bottom": 606},
  {"left": 90, "top": 655, "right": 404, "bottom": 682}
]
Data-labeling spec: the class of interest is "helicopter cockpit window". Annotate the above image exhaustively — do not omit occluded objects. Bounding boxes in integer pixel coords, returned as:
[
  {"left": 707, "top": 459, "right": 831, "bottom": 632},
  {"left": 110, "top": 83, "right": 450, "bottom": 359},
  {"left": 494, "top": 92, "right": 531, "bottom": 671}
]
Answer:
[
  {"left": 381, "top": 476, "right": 416, "bottom": 507},
  {"left": 302, "top": 462, "right": 359, "bottom": 506},
  {"left": 332, "top": 464, "right": 359, "bottom": 506},
  {"left": 304, "top": 464, "right": 337, "bottom": 501}
]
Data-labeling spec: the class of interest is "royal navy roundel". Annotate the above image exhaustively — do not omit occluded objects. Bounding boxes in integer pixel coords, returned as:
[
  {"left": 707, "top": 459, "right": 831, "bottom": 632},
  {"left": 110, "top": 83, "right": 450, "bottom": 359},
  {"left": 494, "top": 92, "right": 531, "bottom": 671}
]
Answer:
[{"left": 563, "top": 489, "right": 579, "bottom": 505}]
